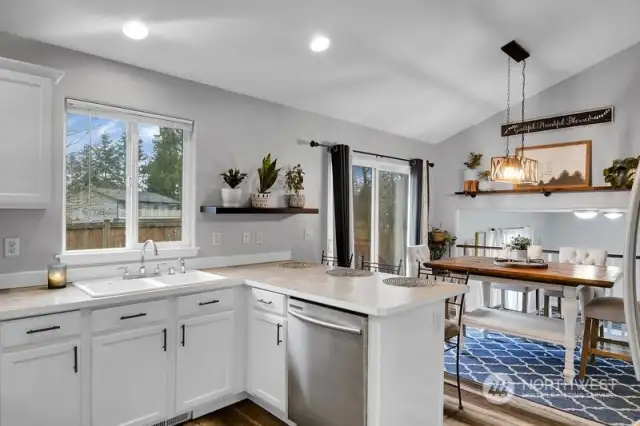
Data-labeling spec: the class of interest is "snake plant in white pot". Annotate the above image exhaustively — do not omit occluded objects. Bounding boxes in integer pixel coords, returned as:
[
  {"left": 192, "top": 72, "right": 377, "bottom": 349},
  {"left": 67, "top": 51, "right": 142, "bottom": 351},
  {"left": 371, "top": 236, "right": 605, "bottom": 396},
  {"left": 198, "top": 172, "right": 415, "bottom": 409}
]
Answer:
[
  {"left": 251, "top": 154, "right": 281, "bottom": 208},
  {"left": 220, "top": 168, "right": 247, "bottom": 207}
]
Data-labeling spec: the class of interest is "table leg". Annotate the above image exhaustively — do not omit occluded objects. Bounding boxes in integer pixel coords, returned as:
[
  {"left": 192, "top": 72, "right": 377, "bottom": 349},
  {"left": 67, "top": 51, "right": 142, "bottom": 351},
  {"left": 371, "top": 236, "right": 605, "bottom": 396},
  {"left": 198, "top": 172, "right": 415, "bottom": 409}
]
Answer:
[
  {"left": 562, "top": 286, "right": 579, "bottom": 383},
  {"left": 481, "top": 281, "right": 492, "bottom": 338}
]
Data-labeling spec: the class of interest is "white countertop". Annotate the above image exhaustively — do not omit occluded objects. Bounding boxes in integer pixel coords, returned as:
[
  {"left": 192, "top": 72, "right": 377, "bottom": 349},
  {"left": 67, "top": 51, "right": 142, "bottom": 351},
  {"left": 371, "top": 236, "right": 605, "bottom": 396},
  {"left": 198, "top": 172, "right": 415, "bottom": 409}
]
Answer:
[{"left": 0, "top": 262, "right": 467, "bottom": 320}]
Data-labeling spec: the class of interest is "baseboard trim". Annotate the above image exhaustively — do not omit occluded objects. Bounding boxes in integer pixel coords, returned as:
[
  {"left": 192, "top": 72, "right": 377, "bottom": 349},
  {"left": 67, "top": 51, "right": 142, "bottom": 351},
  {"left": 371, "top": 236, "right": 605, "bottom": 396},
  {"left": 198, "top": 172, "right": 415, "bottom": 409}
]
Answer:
[
  {"left": 247, "top": 395, "right": 295, "bottom": 426},
  {"left": 191, "top": 392, "right": 248, "bottom": 420}
]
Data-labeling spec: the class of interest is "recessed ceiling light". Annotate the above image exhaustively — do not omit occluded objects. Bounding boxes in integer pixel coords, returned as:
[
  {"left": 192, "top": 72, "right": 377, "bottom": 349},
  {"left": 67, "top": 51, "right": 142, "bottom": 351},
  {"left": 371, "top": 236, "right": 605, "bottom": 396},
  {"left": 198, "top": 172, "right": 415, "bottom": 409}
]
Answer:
[
  {"left": 310, "top": 35, "right": 331, "bottom": 52},
  {"left": 604, "top": 212, "right": 623, "bottom": 220},
  {"left": 123, "top": 20, "right": 148, "bottom": 40},
  {"left": 573, "top": 210, "right": 599, "bottom": 219}
]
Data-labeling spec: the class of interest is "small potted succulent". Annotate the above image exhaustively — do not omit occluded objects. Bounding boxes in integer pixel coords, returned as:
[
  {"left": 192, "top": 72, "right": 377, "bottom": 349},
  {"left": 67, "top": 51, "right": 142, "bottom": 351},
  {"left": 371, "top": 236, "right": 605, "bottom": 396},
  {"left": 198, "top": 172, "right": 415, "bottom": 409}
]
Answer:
[
  {"left": 463, "top": 152, "right": 483, "bottom": 192},
  {"left": 603, "top": 156, "right": 639, "bottom": 189},
  {"left": 220, "top": 168, "right": 247, "bottom": 207},
  {"left": 477, "top": 170, "right": 493, "bottom": 192},
  {"left": 252, "top": 153, "right": 281, "bottom": 208},
  {"left": 505, "top": 234, "right": 532, "bottom": 262},
  {"left": 285, "top": 164, "right": 305, "bottom": 208}
]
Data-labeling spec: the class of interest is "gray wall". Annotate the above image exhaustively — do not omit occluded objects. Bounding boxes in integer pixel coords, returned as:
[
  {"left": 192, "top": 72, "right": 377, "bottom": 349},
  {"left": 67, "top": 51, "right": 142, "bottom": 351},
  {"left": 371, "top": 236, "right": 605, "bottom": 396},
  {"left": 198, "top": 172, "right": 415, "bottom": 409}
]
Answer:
[
  {"left": 0, "top": 32, "right": 432, "bottom": 274},
  {"left": 432, "top": 40, "right": 640, "bottom": 234}
]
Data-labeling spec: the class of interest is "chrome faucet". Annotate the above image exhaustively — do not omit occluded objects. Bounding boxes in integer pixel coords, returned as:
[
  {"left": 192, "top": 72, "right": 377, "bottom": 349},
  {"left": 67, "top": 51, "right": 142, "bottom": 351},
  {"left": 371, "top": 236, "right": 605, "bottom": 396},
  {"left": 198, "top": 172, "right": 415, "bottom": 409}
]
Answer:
[{"left": 140, "top": 240, "right": 159, "bottom": 275}]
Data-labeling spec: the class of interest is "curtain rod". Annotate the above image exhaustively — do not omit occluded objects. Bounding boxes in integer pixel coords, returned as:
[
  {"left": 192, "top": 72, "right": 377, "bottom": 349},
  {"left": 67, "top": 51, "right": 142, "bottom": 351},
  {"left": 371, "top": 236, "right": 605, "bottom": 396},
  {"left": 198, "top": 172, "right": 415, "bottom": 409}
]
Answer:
[{"left": 309, "top": 141, "right": 434, "bottom": 167}]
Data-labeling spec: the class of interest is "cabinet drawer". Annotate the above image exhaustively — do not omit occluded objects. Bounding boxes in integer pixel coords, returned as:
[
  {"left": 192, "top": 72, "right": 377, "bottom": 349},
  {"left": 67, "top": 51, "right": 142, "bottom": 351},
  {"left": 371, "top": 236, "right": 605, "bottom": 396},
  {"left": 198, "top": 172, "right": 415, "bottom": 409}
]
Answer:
[
  {"left": 177, "top": 289, "right": 234, "bottom": 318},
  {"left": 1, "top": 311, "right": 81, "bottom": 349},
  {"left": 250, "top": 288, "right": 286, "bottom": 316},
  {"left": 91, "top": 300, "right": 168, "bottom": 334}
]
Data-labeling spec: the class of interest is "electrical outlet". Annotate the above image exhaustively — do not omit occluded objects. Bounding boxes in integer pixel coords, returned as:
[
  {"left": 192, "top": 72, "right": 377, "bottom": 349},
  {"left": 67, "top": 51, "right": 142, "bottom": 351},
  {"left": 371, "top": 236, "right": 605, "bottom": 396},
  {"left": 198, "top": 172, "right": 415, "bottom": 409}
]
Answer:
[
  {"left": 242, "top": 231, "right": 251, "bottom": 245},
  {"left": 212, "top": 232, "right": 221, "bottom": 246},
  {"left": 304, "top": 229, "right": 313, "bottom": 241},
  {"left": 255, "top": 231, "right": 263, "bottom": 245},
  {"left": 4, "top": 237, "right": 19, "bottom": 257}
]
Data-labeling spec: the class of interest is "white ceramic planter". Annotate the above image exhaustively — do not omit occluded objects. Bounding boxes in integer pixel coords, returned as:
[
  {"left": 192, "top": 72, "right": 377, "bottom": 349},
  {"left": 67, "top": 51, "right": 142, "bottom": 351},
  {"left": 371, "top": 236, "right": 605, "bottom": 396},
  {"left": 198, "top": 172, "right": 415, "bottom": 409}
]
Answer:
[
  {"left": 509, "top": 249, "right": 528, "bottom": 261},
  {"left": 251, "top": 193, "right": 272, "bottom": 208},
  {"left": 288, "top": 193, "right": 305, "bottom": 208},
  {"left": 478, "top": 180, "right": 493, "bottom": 192},
  {"left": 221, "top": 188, "right": 243, "bottom": 207},
  {"left": 463, "top": 169, "right": 478, "bottom": 181}
]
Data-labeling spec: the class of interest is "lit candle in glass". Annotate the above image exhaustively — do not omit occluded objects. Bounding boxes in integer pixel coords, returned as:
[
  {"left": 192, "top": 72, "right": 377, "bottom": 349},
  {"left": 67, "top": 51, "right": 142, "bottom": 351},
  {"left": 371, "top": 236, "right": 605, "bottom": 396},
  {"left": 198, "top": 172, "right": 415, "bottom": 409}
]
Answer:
[{"left": 47, "top": 262, "right": 67, "bottom": 289}]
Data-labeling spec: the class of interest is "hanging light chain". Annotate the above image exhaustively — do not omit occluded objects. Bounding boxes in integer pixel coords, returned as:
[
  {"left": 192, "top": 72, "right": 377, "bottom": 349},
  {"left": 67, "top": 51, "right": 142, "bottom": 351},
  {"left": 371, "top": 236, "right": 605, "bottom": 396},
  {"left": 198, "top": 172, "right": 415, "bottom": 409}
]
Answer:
[
  {"left": 505, "top": 57, "right": 511, "bottom": 156},
  {"left": 520, "top": 59, "right": 527, "bottom": 156}
]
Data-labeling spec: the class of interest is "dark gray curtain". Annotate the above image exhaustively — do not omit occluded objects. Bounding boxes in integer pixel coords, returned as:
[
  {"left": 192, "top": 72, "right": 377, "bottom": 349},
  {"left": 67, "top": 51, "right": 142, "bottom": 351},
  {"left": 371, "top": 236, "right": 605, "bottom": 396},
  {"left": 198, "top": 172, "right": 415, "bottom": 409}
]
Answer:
[
  {"left": 410, "top": 159, "right": 430, "bottom": 245},
  {"left": 331, "top": 145, "right": 351, "bottom": 267}
]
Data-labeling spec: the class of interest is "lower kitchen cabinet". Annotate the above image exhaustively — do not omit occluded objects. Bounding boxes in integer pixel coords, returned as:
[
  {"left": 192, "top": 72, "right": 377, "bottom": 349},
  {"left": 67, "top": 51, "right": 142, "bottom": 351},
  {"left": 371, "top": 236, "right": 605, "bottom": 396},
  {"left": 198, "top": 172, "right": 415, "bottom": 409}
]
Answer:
[
  {"left": 91, "top": 324, "right": 169, "bottom": 426},
  {"left": 176, "top": 310, "right": 235, "bottom": 412},
  {"left": 248, "top": 310, "right": 287, "bottom": 412},
  {"left": 0, "top": 341, "right": 81, "bottom": 426}
]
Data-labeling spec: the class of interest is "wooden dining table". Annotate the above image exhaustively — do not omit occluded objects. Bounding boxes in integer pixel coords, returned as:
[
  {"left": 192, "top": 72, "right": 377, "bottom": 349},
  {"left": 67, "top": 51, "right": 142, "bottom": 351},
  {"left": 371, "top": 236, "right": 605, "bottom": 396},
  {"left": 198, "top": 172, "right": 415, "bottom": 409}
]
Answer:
[{"left": 424, "top": 256, "right": 623, "bottom": 382}]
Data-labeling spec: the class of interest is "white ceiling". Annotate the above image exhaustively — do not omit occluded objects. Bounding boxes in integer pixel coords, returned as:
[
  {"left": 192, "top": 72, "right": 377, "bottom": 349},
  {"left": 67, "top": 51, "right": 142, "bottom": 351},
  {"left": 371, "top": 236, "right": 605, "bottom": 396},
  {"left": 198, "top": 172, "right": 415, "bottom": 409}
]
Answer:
[{"left": 2, "top": 0, "right": 640, "bottom": 143}]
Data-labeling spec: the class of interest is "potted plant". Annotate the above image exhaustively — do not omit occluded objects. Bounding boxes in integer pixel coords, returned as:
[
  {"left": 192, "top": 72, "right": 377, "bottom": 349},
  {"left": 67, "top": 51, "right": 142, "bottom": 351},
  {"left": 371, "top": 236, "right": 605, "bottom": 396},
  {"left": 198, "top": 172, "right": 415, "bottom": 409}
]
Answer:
[
  {"left": 220, "top": 168, "right": 247, "bottom": 207},
  {"left": 506, "top": 234, "right": 532, "bottom": 261},
  {"left": 284, "top": 164, "right": 305, "bottom": 208},
  {"left": 463, "top": 152, "right": 483, "bottom": 192},
  {"left": 603, "top": 156, "right": 639, "bottom": 189},
  {"left": 477, "top": 170, "right": 493, "bottom": 192},
  {"left": 428, "top": 227, "right": 457, "bottom": 260},
  {"left": 251, "top": 153, "right": 281, "bottom": 208}
]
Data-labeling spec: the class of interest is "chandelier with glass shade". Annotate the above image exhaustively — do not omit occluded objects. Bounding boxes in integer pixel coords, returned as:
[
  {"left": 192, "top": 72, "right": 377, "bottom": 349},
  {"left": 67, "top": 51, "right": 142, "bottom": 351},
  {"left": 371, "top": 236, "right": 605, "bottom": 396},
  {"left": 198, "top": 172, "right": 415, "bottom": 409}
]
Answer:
[{"left": 491, "top": 41, "right": 539, "bottom": 184}]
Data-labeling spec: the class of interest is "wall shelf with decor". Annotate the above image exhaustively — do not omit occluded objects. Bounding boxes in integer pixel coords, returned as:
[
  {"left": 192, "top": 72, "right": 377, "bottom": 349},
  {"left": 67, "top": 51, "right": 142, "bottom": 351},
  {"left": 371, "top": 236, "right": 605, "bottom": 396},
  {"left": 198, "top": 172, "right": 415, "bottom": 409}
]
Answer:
[
  {"left": 200, "top": 206, "right": 319, "bottom": 214},
  {"left": 454, "top": 186, "right": 630, "bottom": 198}
]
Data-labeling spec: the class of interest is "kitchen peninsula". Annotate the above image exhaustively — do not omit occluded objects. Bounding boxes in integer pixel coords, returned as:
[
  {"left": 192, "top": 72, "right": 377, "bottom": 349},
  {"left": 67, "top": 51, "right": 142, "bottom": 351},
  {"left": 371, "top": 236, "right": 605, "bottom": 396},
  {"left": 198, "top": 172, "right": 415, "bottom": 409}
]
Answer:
[{"left": 0, "top": 261, "right": 467, "bottom": 426}]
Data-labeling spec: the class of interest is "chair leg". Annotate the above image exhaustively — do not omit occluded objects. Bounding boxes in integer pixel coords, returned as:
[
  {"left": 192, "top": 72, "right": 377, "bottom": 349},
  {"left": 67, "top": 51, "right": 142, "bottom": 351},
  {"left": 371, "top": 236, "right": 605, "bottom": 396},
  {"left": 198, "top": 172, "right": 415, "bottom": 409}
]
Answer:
[
  {"left": 579, "top": 318, "right": 592, "bottom": 380},
  {"left": 543, "top": 295, "right": 550, "bottom": 317},
  {"left": 456, "top": 337, "right": 463, "bottom": 410},
  {"left": 522, "top": 292, "right": 528, "bottom": 313},
  {"left": 558, "top": 298, "right": 562, "bottom": 318},
  {"left": 501, "top": 290, "right": 506, "bottom": 310},
  {"left": 535, "top": 289, "right": 540, "bottom": 315},
  {"left": 589, "top": 318, "right": 599, "bottom": 365}
]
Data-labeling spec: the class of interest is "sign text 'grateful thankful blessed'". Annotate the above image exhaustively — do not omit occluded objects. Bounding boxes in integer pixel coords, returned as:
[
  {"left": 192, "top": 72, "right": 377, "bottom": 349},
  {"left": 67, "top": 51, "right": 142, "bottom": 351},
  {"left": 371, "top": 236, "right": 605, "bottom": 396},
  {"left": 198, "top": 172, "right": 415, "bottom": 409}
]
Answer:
[{"left": 501, "top": 107, "right": 614, "bottom": 137}]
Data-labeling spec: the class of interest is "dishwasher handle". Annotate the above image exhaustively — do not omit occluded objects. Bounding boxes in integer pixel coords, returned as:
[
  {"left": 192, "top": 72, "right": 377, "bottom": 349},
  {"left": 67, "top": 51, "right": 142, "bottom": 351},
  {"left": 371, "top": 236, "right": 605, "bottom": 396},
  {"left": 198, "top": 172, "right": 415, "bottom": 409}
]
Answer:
[{"left": 287, "top": 309, "right": 363, "bottom": 335}]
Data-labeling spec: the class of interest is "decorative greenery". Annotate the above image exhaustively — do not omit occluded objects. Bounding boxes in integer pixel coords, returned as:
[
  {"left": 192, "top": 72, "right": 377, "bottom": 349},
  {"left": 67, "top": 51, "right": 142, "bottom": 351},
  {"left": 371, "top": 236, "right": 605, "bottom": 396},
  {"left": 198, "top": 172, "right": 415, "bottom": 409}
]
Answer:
[
  {"left": 603, "top": 156, "right": 639, "bottom": 189},
  {"left": 464, "top": 152, "right": 483, "bottom": 170},
  {"left": 478, "top": 170, "right": 492, "bottom": 181},
  {"left": 428, "top": 227, "right": 457, "bottom": 260},
  {"left": 284, "top": 164, "right": 305, "bottom": 194},
  {"left": 257, "top": 153, "right": 281, "bottom": 193},
  {"left": 220, "top": 168, "right": 247, "bottom": 189},
  {"left": 506, "top": 234, "right": 532, "bottom": 251}
]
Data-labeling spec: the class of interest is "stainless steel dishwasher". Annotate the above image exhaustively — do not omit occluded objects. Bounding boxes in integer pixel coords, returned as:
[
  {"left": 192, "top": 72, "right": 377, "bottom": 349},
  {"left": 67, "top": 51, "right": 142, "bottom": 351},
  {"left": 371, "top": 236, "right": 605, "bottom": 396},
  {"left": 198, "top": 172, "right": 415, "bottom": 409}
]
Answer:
[{"left": 287, "top": 297, "right": 368, "bottom": 426}]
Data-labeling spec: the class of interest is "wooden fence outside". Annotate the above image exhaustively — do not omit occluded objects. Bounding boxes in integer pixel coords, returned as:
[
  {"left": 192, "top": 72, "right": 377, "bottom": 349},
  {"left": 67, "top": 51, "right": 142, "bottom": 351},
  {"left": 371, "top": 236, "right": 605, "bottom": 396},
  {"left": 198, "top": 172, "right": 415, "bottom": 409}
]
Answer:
[{"left": 66, "top": 219, "right": 182, "bottom": 250}]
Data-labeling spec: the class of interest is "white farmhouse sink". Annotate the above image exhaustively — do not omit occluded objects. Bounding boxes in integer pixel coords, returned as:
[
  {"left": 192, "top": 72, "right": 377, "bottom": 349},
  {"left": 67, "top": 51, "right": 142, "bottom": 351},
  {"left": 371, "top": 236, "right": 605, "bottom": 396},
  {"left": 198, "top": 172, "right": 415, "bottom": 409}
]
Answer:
[
  {"left": 74, "top": 277, "right": 164, "bottom": 298},
  {"left": 151, "top": 270, "right": 227, "bottom": 287}
]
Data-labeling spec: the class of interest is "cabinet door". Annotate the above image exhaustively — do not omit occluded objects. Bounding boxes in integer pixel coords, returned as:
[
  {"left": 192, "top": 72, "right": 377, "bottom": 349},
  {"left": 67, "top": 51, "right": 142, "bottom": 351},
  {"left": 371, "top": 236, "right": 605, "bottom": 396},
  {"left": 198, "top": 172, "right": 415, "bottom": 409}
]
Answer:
[
  {"left": 1, "top": 341, "right": 81, "bottom": 426},
  {"left": 92, "top": 325, "right": 168, "bottom": 426},
  {"left": 248, "top": 310, "right": 287, "bottom": 412},
  {"left": 0, "top": 69, "right": 52, "bottom": 208},
  {"left": 176, "top": 311, "right": 235, "bottom": 412}
]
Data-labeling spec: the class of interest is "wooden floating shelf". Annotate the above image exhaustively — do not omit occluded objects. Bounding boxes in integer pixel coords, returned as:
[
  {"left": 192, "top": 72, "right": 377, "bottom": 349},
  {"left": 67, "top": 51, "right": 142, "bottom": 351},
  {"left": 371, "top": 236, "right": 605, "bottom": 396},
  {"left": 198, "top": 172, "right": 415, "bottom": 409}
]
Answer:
[
  {"left": 200, "top": 206, "right": 319, "bottom": 214},
  {"left": 454, "top": 186, "right": 630, "bottom": 198}
]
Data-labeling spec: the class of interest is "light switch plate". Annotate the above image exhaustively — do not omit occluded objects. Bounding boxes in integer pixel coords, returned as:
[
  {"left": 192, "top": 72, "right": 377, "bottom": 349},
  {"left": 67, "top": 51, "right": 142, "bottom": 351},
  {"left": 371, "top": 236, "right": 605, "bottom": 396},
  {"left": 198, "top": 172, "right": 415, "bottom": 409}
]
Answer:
[
  {"left": 242, "top": 231, "right": 251, "bottom": 245},
  {"left": 4, "top": 237, "right": 19, "bottom": 257},
  {"left": 212, "top": 232, "right": 221, "bottom": 246},
  {"left": 255, "top": 231, "right": 263, "bottom": 245}
]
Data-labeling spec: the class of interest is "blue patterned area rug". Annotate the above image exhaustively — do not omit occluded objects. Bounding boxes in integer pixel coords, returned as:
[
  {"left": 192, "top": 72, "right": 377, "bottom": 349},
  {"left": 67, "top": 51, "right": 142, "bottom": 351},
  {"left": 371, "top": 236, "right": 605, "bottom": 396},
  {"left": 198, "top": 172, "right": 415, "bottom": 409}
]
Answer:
[{"left": 444, "top": 327, "right": 640, "bottom": 425}]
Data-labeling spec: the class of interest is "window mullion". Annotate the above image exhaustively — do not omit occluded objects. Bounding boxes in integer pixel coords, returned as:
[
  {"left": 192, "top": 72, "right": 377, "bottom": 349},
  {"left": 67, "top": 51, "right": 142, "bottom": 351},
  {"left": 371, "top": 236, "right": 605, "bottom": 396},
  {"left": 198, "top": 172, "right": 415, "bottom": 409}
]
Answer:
[
  {"left": 125, "top": 122, "right": 139, "bottom": 249},
  {"left": 371, "top": 168, "right": 380, "bottom": 264}
]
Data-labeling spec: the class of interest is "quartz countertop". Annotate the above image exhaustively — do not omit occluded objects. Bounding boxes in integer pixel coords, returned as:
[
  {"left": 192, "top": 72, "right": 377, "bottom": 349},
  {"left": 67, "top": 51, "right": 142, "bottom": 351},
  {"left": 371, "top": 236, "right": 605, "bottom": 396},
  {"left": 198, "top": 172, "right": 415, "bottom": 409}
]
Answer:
[{"left": 0, "top": 262, "right": 467, "bottom": 320}]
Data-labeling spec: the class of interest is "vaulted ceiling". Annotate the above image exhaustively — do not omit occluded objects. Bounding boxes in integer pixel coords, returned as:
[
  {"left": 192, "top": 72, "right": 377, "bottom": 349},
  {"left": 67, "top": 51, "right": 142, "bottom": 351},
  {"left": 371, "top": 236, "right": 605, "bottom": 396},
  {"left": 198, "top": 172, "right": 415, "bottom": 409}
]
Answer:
[{"left": 2, "top": 0, "right": 640, "bottom": 143}]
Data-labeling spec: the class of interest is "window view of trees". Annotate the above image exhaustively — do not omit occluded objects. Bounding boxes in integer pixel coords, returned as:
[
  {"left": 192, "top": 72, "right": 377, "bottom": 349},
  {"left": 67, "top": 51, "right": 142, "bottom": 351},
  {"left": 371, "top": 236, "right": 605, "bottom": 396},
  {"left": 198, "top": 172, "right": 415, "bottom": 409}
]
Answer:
[{"left": 65, "top": 113, "right": 184, "bottom": 251}]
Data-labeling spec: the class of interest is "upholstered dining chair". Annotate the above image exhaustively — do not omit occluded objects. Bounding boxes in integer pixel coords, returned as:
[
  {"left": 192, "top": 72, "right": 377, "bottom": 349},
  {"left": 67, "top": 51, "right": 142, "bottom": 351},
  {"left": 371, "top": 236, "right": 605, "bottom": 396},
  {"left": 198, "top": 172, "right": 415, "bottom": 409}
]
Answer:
[
  {"left": 407, "top": 244, "right": 430, "bottom": 277},
  {"left": 491, "top": 250, "right": 540, "bottom": 313},
  {"left": 417, "top": 266, "right": 470, "bottom": 410},
  {"left": 579, "top": 296, "right": 636, "bottom": 379},
  {"left": 321, "top": 250, "right": 353, "bottom": 268},
  {"left": 544, "top": 247, "right": 608, "bottom": 318}
]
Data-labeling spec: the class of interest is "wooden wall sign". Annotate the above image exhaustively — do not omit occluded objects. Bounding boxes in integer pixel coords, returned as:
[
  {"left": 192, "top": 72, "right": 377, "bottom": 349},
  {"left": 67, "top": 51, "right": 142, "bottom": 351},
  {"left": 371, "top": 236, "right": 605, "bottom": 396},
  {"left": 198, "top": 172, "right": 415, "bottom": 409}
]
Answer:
[{"left": 501, "top": 107, "right": 614, "bottom": 137}]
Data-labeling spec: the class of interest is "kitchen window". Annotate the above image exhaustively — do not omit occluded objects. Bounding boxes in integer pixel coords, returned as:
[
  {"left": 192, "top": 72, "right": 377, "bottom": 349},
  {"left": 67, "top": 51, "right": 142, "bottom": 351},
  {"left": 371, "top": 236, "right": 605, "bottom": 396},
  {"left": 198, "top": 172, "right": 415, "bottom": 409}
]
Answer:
[{"left": 61, "top": 99, "right": 197, "bottom": 265}]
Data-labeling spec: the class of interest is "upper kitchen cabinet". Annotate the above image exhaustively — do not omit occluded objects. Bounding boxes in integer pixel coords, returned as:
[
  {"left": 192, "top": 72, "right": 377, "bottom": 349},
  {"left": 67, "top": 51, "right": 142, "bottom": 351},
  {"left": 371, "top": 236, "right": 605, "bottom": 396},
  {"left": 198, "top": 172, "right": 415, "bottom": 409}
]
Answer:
[{"left": 0, "top": 57, "right": 63, "bottom": 208}]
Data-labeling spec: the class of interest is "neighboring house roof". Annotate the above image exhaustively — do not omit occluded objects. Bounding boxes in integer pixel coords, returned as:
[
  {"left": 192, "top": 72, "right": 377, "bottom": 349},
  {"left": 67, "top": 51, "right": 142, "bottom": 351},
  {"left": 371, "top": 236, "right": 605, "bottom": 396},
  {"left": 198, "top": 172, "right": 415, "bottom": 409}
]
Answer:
[{"left": 94, "top": 188, "right": 180, "bottom": 204}]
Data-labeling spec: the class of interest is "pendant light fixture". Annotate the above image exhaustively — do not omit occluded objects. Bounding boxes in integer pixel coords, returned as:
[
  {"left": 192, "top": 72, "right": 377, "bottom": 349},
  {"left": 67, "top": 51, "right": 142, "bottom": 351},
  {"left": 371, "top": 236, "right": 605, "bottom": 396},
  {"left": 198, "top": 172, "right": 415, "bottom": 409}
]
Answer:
[{"left": 491, "top": 41, "right": 539, "bottom": 184}]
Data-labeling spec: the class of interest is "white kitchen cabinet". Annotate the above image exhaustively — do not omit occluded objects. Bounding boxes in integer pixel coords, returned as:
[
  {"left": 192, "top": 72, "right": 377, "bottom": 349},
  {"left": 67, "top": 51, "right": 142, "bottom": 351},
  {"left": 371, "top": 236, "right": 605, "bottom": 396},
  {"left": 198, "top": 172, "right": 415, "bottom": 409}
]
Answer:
[
  {"left": 91, "top": 324, "right": 169, "bottom": 426},
  {"left": 248, "top": 310, "right": 287, "bottom": 412},
  {"left": 0, "top": 341, "right": 81, "bottom": 426},
  {"left": 0, "top": 57, "right": 63, "bottom": 208},
  {"left": 176, "top": 311, "right": 235, "bottom": 412}
]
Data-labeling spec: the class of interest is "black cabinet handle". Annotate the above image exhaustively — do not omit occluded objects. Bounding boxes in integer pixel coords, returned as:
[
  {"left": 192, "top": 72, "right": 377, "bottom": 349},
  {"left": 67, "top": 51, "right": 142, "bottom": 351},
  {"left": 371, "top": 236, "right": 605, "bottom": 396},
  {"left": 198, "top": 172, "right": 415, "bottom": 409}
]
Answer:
[
  {"left": 26, "top": 325, "right": 60, "bottom": 335},
  {"left": 162, "top": 328, "right": 167, "bottom": 352},
  {"left": 73, "top": 346, "right": 78, "bottom": 373},
  {"left": 277, "top": 323, "right": 283, "bottom": 346},
  {"left": 181, "top": 324, "right": 186, "bottom": 347},
  {"left": 120, "top": 313, "right": 147, "bottom": 320},
  {"left": 258, "top": 299, "right": 273, "bottom": 305},
  {"left": 198, "top": 300, "right": 220, "bottom": 306}
]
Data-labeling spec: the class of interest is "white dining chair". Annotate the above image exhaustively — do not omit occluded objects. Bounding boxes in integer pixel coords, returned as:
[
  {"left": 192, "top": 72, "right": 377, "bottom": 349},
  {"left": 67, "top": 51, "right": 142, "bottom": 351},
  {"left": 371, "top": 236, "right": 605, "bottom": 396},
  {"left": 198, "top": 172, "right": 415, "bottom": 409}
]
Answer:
[
  {"left": 491, "top": 249, "right": 540, "bottom": 313},
  {"left": 407, "top": 244, "right": 430, "bottom": 277}
]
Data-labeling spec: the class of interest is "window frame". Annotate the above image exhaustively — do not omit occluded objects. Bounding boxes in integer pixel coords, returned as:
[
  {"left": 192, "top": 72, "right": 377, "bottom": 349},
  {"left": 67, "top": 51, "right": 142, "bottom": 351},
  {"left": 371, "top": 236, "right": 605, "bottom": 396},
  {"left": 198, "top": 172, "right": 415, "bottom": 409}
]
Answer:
[{"left": 59, "top": 99, "right": 198, "bottom": 266}]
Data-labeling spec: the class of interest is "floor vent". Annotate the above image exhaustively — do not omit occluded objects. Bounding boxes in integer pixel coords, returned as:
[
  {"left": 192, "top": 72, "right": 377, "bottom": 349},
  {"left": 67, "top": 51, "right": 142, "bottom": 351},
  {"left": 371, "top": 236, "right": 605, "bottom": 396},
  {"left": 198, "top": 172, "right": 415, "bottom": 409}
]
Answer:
[{"left": 151, "top": 412, "right": 192, "bottom": 426}]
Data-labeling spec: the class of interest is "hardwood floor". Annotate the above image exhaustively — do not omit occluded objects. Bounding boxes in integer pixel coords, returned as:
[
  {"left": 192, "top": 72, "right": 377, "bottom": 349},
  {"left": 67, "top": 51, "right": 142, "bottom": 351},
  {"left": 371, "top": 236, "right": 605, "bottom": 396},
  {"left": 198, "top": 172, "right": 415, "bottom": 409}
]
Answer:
[{"left": 185, "top": 382, "right": 601, "bottom": 426}]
